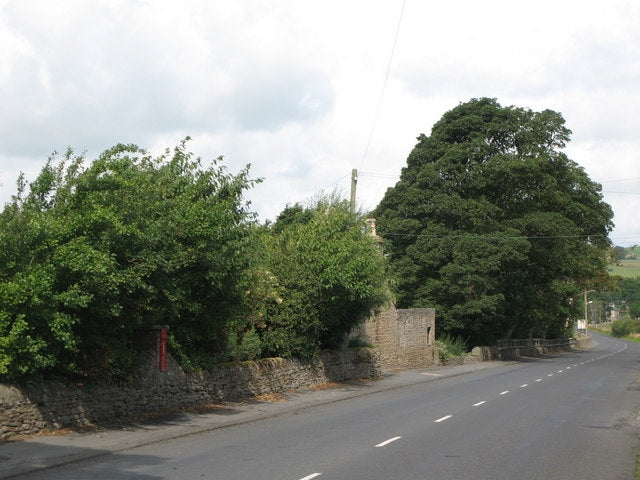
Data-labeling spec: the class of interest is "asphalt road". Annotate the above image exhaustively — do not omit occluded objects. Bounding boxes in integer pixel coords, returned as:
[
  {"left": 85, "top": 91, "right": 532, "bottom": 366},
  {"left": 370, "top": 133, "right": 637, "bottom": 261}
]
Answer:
[{"left": 12, "top": 333, "right": 640, "bottom": 480}]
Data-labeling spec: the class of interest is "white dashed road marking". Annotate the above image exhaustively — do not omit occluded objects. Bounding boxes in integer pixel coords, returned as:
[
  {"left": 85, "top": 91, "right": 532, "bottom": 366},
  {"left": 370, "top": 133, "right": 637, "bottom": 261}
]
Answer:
[
  {"left": 300, "top": 474, "right": 322, "bottom": 480},
  {"left": 375, "top": 436, "right": 402, "bottom": 448},
  {"left": 435, "top": 415, "right": 452, "bottom": 423},
  {"left": 295, "top": 341, "right": 626, "bottom": 480}
]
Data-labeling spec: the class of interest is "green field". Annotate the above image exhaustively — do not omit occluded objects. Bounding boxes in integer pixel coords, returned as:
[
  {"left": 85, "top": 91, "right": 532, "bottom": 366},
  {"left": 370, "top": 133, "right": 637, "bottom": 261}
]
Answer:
[
  {"left": 609, "top": 245, "right": 640, "bottom": 278},
  {"left": 608, "top": 259, "right": 640, "bottom": 278}
]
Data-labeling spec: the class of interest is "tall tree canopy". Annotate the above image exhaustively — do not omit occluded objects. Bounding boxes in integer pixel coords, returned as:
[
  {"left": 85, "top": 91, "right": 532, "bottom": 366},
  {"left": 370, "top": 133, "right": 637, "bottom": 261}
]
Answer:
[{"left": 374, "top": 98, "right": 613, "bottom": 345}]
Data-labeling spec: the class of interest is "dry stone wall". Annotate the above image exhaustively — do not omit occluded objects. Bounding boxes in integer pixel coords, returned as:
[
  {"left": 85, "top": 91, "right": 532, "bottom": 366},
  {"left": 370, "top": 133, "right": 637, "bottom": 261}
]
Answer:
[{"left": 0, "top": 348, "right": 379, "bottom": 440}]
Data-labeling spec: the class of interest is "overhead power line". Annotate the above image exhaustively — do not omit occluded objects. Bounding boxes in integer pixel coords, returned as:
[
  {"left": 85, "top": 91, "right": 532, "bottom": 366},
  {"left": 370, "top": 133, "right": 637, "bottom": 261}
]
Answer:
[
  {"left": 602, "top": 190, "right": 640, "bottom": 195},
  {"left": 323, "top": 173, "right": 350, "bottom": 189},
  {"left": 378, "top": 232, "right": 610, "bottom": 241},
  {"left": 359, "top": 171, "right": 398, "bottom": 179},
  {"left": 358, "top": 0, "right": 406, "bottom": 172},
  {"left": 600, "top": 177, "right": 640, "bottom": 183}
]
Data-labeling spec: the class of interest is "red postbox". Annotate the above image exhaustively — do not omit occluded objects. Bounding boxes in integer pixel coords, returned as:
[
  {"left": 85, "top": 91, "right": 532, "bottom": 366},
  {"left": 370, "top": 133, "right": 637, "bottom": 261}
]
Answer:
[{"left": 158, "top": 327, "right": 168, "bottom": 372}]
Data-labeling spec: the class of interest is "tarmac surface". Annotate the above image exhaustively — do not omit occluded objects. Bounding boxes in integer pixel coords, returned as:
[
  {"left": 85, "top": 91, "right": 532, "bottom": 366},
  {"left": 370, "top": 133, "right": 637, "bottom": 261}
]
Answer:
[{"left": 0, "top": 361, "right": 509, "bottom": 479}]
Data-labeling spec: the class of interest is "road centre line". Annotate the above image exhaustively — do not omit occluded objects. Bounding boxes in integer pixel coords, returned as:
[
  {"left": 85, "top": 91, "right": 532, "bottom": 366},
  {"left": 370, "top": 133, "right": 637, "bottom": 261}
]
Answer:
[
  {"left": 420, "top": 373, "right": 442, "bottom": 376},
  {"left": 375, "top": 436, "right": 402, "bottom": 447},
  {"left": 299, "top": 474, "right": 322, "bottom": 480},
  {"left": 520, "top": 384, "right": 528, "bottom": 388},
  {"left": 473, "top": 401, "right": 486, "bottom": 406},
  {"left": 536, "top": 378, "right": 542, "bottom": 382},
  {"left": 499, "top": 390, "right": 509, "bottom": 395},
  {"left": 435, "top": 415, "right": 452, "bottom": 423},
  {"left": 548, "top": 374, "right": 554, "bottom": 377}
]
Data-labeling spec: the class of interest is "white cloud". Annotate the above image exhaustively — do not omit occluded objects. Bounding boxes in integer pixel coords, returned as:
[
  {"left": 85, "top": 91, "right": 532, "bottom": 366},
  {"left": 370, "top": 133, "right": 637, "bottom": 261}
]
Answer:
[{"left": 0, "top": 0, "right": 639, "bottom": 246}]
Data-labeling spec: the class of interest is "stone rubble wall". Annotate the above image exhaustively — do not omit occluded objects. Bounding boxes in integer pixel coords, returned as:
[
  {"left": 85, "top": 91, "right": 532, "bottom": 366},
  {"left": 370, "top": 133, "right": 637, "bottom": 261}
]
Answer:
[
  {"left": 0, "top": 348, "right": 380, "bottom": 440},
  {"left": 496, "top": 338, "right": 586, "bottom": 360}
]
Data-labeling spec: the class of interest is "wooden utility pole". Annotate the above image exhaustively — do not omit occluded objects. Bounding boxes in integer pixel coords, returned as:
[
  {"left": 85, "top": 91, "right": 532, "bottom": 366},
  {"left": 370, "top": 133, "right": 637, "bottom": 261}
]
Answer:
[
  {"left": 583, "top": 290, "right": 594, "bottom": 333},
  {"left": 584, "top": 290, "right": 588, "bottom": 333},
  {"left": 350, "top": 168, "right": 358, "bottom": 215}
]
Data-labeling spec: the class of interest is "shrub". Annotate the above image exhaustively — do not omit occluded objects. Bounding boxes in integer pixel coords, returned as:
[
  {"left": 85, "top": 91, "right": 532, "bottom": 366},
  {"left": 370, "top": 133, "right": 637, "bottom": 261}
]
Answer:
[
  {"left": 348, "top": 335, "right": 373, "bottom": 348},
  {"left": 258, "top": 199, "right": 389, "bottom": 358},
  {"left": 436, "top": 334, "right": 468, "bottom": 363},
  {"left": 611, "top": 318, "right": 640, "bottom": 338},
  {"left": 226, "top": 327, "right": 263, "bottom": 361}
]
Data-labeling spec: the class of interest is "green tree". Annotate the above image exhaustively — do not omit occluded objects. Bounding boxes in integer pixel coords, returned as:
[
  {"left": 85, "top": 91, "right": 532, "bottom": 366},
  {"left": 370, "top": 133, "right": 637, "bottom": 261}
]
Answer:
[
  {"left": 0, "top": 140, "right": 258, "bottom": 381},
  {"left": 253, "top": 200, "right": 389, "bottom": 358},
  {"left": 271, "top": 202, "right": 314, "bottom": 233},
  {"left": 374, "top": 98, "right": 613, "bottom": 345},
  {"left": 612, "top": 245, "right": 627, "bottom": 262},
  {"left": 617, "top": 277, "right": 640, "bottom": 318}
]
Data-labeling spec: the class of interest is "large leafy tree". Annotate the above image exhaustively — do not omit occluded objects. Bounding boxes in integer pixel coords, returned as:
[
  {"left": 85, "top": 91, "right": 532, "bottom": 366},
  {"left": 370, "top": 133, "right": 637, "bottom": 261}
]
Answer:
[
  {"left": 242, "top": 199, "right": 389, "bottom": 359},
  {"left": 375, "top": 98, "right": 613, "bottom": 344},
  {"left": 615, "top": 277, "right": 640, "bottom": 319},
  {"left": 0, "top": 140, "right": 258, "bottom": 380}
]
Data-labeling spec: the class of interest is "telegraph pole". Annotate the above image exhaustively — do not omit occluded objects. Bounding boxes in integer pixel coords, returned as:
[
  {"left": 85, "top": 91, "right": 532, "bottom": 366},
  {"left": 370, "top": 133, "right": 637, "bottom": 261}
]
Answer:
[
  {"left": 584, "top": 290, "right": 594, "bottom": 333},
  {"left": 350, "top": 168, "right": 358, "bottom": 215},
  {"left": 584, "top": 290, "right": 588, "bottom": 333}
]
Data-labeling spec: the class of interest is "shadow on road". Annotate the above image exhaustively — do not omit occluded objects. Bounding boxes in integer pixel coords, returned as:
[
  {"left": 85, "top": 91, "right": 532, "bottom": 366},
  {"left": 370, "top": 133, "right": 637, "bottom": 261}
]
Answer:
[{"left": 0, "top": 441, "right": 165, "bottom": 479}]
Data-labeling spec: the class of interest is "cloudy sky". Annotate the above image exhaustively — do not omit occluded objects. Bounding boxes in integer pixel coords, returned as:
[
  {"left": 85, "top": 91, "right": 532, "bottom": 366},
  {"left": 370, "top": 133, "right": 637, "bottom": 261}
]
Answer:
[{"left": 1, "top": 0, "right": 638, "bottom": 245}]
